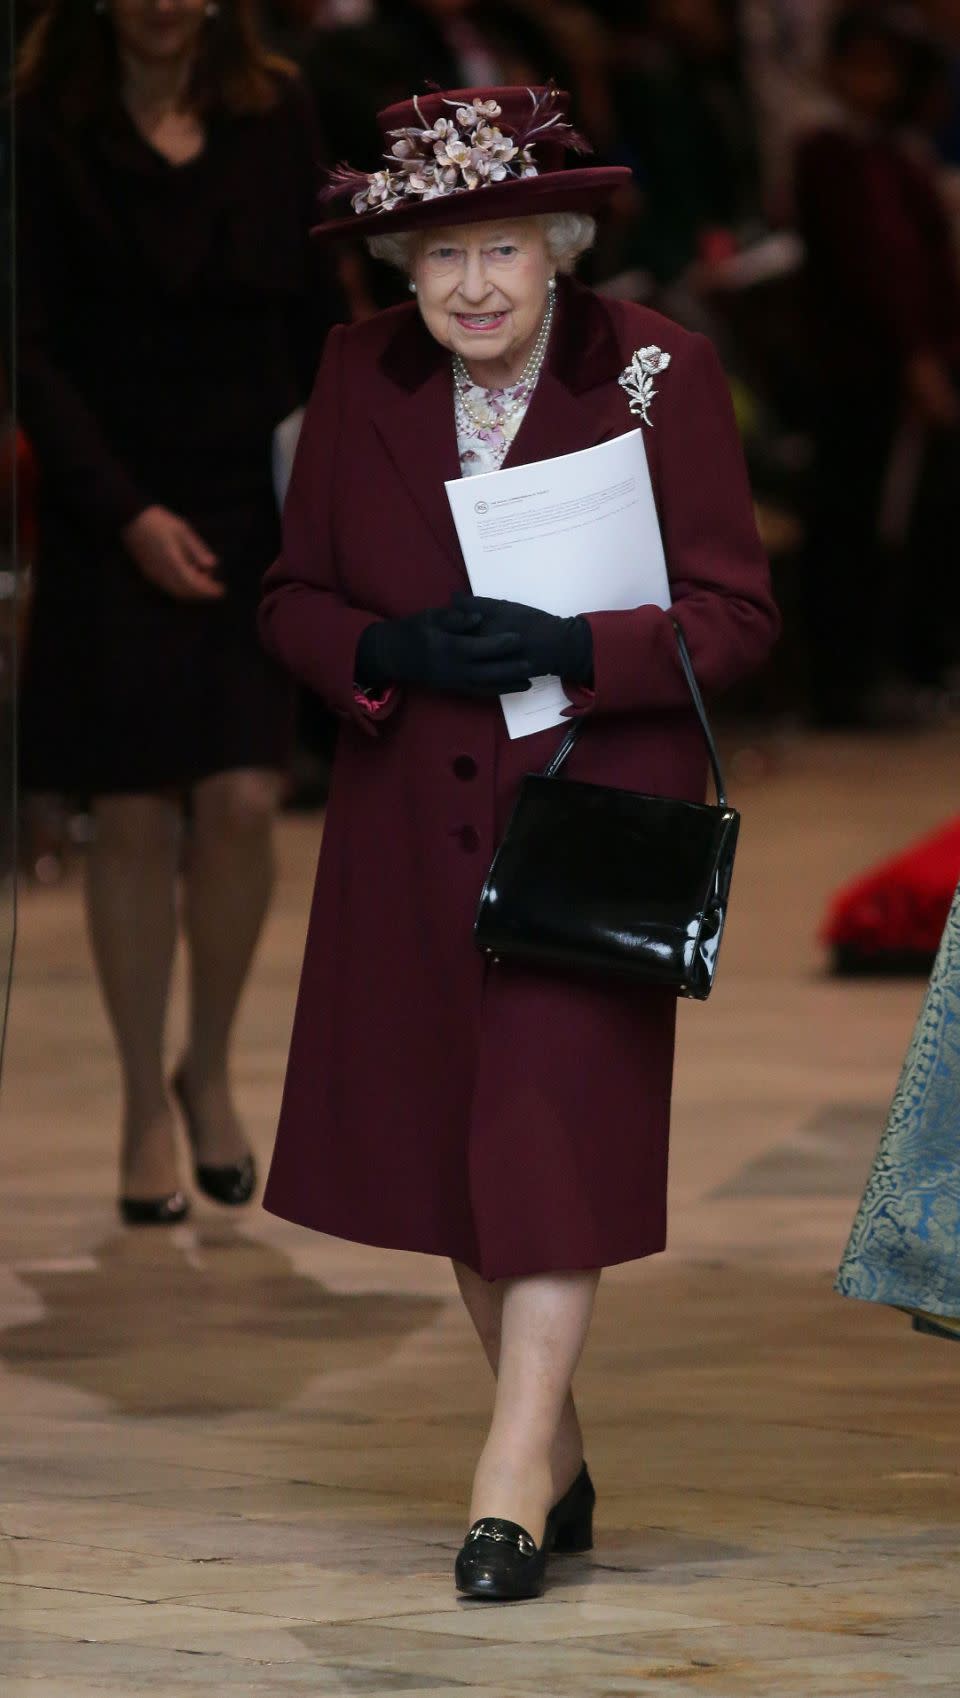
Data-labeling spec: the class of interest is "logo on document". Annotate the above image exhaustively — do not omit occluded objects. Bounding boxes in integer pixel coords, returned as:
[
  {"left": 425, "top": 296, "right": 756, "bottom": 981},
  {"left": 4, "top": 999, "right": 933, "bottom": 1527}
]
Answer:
[{"left": 474, "top": 500, "right": 489, "bottom": 514}]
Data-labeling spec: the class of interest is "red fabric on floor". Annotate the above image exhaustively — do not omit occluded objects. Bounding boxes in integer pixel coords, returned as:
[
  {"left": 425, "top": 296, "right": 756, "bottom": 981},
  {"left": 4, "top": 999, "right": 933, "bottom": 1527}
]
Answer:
[{"left": 822, "top": 818, "right": 960, "bottom": 958}]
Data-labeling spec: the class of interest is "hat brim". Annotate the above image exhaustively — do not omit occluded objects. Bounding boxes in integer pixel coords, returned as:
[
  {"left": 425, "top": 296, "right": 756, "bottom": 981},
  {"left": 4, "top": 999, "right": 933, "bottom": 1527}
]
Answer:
[{"left": 310, "top": 166, "right": 633, "bottom": 241}]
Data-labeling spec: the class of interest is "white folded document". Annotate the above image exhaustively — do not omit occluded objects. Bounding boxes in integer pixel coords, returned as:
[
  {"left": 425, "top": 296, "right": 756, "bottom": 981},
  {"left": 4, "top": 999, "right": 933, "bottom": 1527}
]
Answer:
[{"left": 445, "top": 429, "right": 670, "bottom": 738}]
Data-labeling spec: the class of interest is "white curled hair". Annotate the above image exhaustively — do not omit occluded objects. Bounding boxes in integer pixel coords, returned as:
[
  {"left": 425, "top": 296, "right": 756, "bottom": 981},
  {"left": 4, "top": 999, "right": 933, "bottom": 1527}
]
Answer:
[{"left": 367, "top": 211, "right": 597, "bottom": 274}]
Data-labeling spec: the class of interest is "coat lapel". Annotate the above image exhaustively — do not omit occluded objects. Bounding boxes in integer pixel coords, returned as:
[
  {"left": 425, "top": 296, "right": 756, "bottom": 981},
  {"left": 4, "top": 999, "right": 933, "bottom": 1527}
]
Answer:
[
  {"left": 374, "top": 313, "right": 466, "bottom": 573},
  {"left": 502, "top": 366, "right": 617, "bottom": 472},
  {"left": 372, "top": 279, "right": 631, "bottom": 572},
  {"left": 503, "top": 279, "right": 627, "bottom": 471}
]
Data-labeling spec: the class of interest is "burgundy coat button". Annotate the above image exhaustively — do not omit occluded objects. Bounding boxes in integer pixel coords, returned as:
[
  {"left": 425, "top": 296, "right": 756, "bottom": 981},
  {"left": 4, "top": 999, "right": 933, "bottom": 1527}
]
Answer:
[
  {"left": 453, "top": 755, "right": 478, "bottom": 780},
  {"left": 459, "top": 825, "right": 480, "bottom": 853}
]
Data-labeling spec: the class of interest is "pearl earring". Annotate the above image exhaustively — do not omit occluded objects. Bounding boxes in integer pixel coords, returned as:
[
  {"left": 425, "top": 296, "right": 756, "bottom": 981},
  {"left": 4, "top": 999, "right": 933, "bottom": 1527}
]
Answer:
[
  {"left": 548, "top": 276, "right": 557, "bottom": 294},
  {"left": 408, "top": 280, "right": 417, "bottom": 294}
]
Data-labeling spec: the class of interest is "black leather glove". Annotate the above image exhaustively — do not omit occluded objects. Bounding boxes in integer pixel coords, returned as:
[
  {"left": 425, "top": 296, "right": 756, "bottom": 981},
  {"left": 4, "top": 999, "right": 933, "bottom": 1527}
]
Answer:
[
  {"left": 355, "top": 604, "right": 532, "bottom": 698},
  {"left": 445, "top": 592, "right": 594, "bottom": 685}
]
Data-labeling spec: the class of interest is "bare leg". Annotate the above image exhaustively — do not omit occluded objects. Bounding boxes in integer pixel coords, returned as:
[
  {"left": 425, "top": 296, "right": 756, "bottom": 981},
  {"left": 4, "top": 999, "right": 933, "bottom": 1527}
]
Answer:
[
  {"left": 86, "top": 793, "right": 182, "bottom": 1198},
  {"left": 178, "top": 768, "right": 280, "bottom": 1165},
  {"left": 462, "top": 1267, "right": 600, "bottom": 1542},
  {"left": 453, "top": 1261, "right": 586, "bottom": 1506}
]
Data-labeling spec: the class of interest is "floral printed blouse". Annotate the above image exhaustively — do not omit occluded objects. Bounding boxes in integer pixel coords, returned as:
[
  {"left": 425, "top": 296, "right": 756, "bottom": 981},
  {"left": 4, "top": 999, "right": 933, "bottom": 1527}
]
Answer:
[{"left": 454, "top": 373, "right": 537, "bottom": 476}]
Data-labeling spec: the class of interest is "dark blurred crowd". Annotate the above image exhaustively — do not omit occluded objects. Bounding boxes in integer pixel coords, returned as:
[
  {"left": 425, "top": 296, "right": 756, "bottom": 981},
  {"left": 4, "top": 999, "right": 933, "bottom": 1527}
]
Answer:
[{"left": 15, "top": 0, "right": 960, "bottom": 834}]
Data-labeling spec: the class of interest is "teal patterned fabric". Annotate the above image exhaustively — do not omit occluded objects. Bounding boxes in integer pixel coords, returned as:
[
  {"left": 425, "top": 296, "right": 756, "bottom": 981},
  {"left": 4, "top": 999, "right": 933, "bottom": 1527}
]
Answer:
[{"left": 836, "top": 881, "right": 960, "bottom": 1324}]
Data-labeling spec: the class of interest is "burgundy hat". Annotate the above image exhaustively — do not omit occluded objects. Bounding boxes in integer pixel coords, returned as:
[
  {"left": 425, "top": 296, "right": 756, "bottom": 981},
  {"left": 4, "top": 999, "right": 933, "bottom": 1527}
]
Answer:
[{"left": 312, "top": 85, "right": 632, "bottom": 240}]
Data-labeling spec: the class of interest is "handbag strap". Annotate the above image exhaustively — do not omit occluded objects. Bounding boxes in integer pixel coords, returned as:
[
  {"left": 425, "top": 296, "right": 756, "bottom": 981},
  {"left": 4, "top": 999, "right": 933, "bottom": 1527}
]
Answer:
[{"left": 541, "top": 616, "right": 729, "bottom": 810}]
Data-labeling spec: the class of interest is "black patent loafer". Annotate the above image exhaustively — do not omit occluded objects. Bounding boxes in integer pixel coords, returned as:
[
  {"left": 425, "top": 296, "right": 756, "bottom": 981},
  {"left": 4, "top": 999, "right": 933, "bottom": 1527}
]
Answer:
[
  {"left": 455, "top": 1517, "right": 547, "bottom": 1601},
  {"left": 119, "top": 1191, "right": 190, "bottom": 1227},
  {"left": 172, "top": 1072, "right": 257, "bottom": 1207},
  {"left": 545, "top": 1462, "right": 596, "bottom": 1554}
]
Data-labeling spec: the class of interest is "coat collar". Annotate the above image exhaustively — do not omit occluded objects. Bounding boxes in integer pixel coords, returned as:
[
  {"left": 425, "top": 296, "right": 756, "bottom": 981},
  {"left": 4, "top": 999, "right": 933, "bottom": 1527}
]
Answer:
[{"left": 373, "top": 278, "right": 626, "bottom": 569}]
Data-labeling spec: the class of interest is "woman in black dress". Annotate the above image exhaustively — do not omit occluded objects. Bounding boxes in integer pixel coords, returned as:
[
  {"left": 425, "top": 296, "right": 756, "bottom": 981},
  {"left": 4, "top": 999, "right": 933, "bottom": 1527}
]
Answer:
[{"left": 16, "top": 0, "right": 335, "bottom": 1222}]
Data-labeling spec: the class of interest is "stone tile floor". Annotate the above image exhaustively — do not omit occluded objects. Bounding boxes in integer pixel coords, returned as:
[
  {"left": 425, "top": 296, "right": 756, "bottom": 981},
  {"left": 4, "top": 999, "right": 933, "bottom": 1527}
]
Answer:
[{"left": 1, "top": 727, "right": 959, "bottom": 1695}]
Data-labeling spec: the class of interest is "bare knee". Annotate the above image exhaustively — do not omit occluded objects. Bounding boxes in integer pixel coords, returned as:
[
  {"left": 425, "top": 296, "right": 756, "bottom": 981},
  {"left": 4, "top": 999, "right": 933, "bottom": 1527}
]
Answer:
[
  {"left": 192, "top": 770, "right": 280, "bottom": 840},
  {"left": 92, "top": 794, "right": 181, "bottom": 858}
]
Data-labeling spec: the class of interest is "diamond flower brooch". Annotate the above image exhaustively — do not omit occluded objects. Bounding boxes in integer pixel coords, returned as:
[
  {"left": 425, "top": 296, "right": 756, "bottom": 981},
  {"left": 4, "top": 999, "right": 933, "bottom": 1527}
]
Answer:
[{"left": 618, "top": 345, "right": 671, "bottom": 426}]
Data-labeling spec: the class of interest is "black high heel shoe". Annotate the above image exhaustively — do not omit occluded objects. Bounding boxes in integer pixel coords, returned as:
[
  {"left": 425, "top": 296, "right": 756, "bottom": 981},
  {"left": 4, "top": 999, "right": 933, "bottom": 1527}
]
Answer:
[
  {"left": 455, "top": 1518, "right": 547, "bottom": 1601},
  {"left": 119, "top": 1191, "right": 190, "bottom": 1227},
  {"left": 544, "top": 1461, "right": 596, "bottom": 1554},
  {"left": 172, "top": 1072, "right": 257, "bottom": 1207}
]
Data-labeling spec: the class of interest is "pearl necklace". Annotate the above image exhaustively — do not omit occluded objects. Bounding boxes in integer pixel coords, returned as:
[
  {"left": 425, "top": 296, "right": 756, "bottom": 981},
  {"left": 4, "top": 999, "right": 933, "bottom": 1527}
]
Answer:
[{"left": 451, "top": 290, "right": 555, "bottom": 432}]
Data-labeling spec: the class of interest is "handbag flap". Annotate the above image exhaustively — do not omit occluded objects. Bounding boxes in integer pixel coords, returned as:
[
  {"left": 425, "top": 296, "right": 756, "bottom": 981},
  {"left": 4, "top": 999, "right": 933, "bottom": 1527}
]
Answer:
[{"left": 510, "top": 776, "right": 736, "bottom": 918}]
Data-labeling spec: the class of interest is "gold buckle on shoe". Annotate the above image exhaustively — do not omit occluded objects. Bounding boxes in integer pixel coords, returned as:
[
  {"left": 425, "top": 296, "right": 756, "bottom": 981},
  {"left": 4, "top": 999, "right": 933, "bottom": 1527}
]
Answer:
[{"left": 465, "top": 1520, "right": 537, "bottom": 1558}]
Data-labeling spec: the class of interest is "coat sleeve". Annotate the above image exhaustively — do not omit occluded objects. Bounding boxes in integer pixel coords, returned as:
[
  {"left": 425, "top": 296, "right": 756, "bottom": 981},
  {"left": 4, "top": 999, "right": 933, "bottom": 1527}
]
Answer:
[
  {"left": 573, "top": 331, "right": 780, "bottom": 716},
  {"left": 17, "top": 121, "right": 149, "bottom": 539},
  {"left": 258, "top": 325, "right": 397, "bottom": 733}
]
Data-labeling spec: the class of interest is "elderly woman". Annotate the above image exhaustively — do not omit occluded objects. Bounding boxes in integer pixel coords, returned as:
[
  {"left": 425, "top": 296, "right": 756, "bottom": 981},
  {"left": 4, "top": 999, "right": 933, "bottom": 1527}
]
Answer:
[{"left": 260, "top": 85, "right": 780, "bottom": 1601}]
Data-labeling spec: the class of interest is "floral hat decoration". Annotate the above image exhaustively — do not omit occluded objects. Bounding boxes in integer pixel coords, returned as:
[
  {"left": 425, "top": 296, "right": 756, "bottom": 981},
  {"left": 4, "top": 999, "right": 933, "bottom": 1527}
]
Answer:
[{"left": 312, "top": 84, "right": 632, "bottom": 239}]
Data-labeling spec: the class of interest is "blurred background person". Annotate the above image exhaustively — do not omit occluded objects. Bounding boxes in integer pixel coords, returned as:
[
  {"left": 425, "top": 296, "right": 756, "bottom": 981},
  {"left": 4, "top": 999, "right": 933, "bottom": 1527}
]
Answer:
[
  {"left": 607, "top": 0, "right": 764, "bottom": 307},
  {"left": 915, "top": 0, "right": 960, "bottom": 168},
  {"left": 793, "top": 2, "right": 960, "bottom": 727},
  {"left": 15, "top": 0, "right": 338, "bottom": 1223},
  {"left": 739, "top": 0, "right": 836, "bottom": 213},
  {"left": 837, "top": 868, "right": 960, "bottom": 1341}
]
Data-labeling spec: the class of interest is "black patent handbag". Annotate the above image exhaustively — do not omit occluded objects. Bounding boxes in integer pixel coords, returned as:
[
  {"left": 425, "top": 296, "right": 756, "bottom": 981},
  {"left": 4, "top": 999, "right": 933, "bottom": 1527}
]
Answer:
[{"left": 473, "top": 619, "right": 740, "bottom": 1000}]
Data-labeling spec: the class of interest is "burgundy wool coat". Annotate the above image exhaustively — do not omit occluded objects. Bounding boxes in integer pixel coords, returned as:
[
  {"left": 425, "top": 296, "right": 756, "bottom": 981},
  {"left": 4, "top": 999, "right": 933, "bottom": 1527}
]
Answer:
[{"left": 259, "top": 277, "right": 779, "bottom": 1280}]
